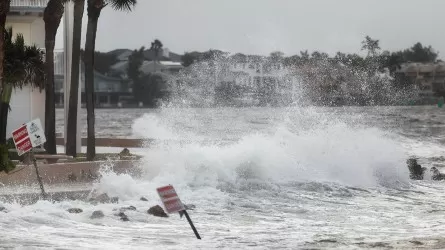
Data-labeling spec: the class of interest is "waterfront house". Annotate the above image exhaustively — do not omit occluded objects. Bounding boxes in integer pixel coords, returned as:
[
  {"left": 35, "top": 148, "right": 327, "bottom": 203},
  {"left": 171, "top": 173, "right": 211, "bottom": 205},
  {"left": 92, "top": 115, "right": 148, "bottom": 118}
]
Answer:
[
  {"left": 396, "top": 62, "right": 445, "bottom": 97},
  {"left": 53, "top": 53, "right": 132, "bottom": 108}
]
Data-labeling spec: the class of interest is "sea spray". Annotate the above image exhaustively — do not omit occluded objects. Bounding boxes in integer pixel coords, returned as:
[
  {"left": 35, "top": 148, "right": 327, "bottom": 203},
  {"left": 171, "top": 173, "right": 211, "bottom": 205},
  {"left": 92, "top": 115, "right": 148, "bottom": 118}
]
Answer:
[{"left": 93, "top": 110, "right": 411, "bottom": 203}]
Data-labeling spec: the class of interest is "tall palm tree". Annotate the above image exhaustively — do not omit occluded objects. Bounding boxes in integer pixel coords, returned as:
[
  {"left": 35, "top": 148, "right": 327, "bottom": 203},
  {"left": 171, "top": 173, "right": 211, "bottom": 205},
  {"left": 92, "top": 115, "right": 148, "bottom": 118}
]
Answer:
[
  {"left": 150, "top": 39, "right": 162, "bottom": 72},
  {"left": 66, "top": 0, "right": 85, "bottom": 157},
  {"left": 43, "top": 0, "right": 66, "bottom": 154},
  {"left": 0, "top": 28, "right": 45, "bottom": 142},
  {"left": 0, "top": 1, "right": 11, "bottom": 138},
  {"left": 84, "top": 0, "right": 136, "bottom": 161}
]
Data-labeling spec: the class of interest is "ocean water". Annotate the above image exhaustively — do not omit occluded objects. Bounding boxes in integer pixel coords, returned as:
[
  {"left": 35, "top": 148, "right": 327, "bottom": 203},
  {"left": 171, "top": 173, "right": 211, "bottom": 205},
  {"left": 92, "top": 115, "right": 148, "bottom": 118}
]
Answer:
[{"left": 2, "top": 106, "right": 445, "bottom": 249}]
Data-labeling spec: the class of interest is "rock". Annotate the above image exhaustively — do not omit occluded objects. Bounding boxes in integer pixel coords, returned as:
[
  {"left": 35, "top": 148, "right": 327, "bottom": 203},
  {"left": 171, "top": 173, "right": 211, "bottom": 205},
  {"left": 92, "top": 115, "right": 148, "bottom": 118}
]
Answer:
[
  {"left": 140, "top": 197, "right": 148, "bottom": 201},
  {"left": 184, "top": 204, "right": 196, "bottom": 210},
  {"left": 121, "top": 206, "right": 137, "bottom": 211},
  {"left": 88, "top": 193, "right": 119, "bottom": 204},
  {"left": 119, "top": 148, "right": 131, "bottom": 159},
  {"left": 120, "top": 148, "right": 131, "bottom": 156},
  {"left": 90, "top": 210, "right": 105, "bottom": 219},
  {"left": 67, "top": 208, "right": 83, "bottom": 214},
  {"left": 147, "top": 205, "right": 168, "bottom": 218},
  {"left": 115, "top": 212, "right": 130, "bottom": 221},
  {"left": 407, "top": 158, "right": 426, "bottom": 180},
  {"left": 0, "top": 206, "right": 7, "bottom": 213},
  {"left": 430, "top": 167, "right": 445, "bottom": 180},
  {"left": 410, "top": 240, "right": 423, "bottom": 245}
]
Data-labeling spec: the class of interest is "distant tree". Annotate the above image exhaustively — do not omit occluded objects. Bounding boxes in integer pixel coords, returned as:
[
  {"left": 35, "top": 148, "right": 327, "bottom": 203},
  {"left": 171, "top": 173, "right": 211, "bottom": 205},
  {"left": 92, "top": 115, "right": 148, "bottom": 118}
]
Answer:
[
  {"left": 334, "top": 52, "right": 348, "bottom": 64},
  {"left": 346, "top": 53, "right": 367, "bottom": 70},
  {"left": 311, "top": 51, "right": 329, "bottom": 61},
  {"left": 269, "top": 51, "right": 284, "bottom": 61},
  {"left": 93, "top": 51, "right": 118, "bottom": 74},
  {"left": 181, "top": 52, "right": 197, "bottom": 67},
  {"left": 127, "top": 46, "right": 145, "bottom": 103},
  {"left": 379, "top": 51, "right": 404, "bottom": 73},
  {"left": 361, "top": 36, "right": 381, "bottom": 57},
  {"left": 300, "top": 50, "right": 310, "bottom": 61},
  {"left": 284, "top": 55, "right": 301, "bottom": 67},
  {"left": 401, "top": 42, "right": 438, "bottom": 63},
  {"left": 80, "top": 50, "right": 118, "bottom": 74},
  {"left": 150, "top": 39, "right": 163, "bottom": 72},
  {"left": 202, "top": 49, "right": 228, "bottom": 61},
  {"left": 231, "top": 53, "right": 248, "bottom": 62}
]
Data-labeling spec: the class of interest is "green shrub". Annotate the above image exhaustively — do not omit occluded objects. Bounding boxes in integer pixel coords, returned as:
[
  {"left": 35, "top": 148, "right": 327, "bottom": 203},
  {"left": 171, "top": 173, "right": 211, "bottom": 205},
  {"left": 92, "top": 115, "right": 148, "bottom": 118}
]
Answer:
[{"left": 0, "top": 144, "right": 15, "bottom": 173}]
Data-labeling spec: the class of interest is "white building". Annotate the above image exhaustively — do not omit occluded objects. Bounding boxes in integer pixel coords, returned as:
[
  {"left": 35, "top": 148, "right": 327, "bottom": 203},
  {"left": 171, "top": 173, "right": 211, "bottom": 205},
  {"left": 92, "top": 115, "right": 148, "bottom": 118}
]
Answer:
[{"left": 6, "top": 0, "right": 47, "bottom": 138}]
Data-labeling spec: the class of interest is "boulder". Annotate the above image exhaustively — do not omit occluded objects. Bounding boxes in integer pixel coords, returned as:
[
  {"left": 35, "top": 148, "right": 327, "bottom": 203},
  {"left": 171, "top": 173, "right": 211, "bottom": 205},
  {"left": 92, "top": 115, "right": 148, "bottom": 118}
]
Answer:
[
  {"left": 90, "top": 210, "right": 105, "bottom": 219},
  {"left": 140, "top": 197, "right": 148, "bottom": 201},
  {"left": 119, "top": 148, "right": 131, "bottom": 157},
  {"left": 88, "top": 193, "right": 119, "bottom": 204},
  {"left": 147, "top": 205, "right": 168, "bottom": 218},
  {"left": 120, "top": 206, "right": 137, "bottom": 211},
  {"left": 115, "top": 212, "right": 130, "bottom": 221},
  {"left": 407, "top": 158, "right": 426, "bottom": 180},
  {"left": 0, "top": 206, "right": 7, "bottom": 213},
  {"left": 431, "top": 167, "right": 445, "bottom": 180},
  {"left": 67, "top": 208, "right": 83, "bottom": 214}
]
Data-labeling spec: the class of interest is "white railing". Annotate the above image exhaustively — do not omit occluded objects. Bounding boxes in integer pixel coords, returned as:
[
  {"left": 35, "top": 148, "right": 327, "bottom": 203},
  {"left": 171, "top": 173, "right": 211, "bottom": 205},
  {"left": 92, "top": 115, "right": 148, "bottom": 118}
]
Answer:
[{"left": 10, "top": 0, "right": 48, "bottom": 8}]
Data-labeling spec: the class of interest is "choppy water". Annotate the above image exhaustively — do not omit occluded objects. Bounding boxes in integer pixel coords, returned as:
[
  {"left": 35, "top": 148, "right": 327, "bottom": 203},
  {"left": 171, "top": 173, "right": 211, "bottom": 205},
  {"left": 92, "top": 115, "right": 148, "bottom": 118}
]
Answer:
[{"left": 2, "top": 106, "right": 445, "bottom": 249}]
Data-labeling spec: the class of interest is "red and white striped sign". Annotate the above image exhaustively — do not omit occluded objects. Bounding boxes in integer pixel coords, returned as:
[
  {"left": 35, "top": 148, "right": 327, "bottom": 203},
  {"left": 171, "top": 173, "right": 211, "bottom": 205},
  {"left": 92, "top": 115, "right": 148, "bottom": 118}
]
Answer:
[
  {"left": 12, "top": 125, "right": 28, "bottom": 143},
  {"left": 12, "top": 125, "right": 31, "bottom": 156},
  {"left": 156, "top": 185, "right": 185, "bottom": 214}
]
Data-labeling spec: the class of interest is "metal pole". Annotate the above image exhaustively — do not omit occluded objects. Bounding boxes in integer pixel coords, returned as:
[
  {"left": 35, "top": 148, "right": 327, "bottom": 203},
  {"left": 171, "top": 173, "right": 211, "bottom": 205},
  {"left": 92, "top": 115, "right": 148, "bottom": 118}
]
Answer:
[
  {"left": 30, "top": 150, "right": 47, "bottom": 199},
  {"left": 183, "top": 210, "right": 201, "bottom": 239}
]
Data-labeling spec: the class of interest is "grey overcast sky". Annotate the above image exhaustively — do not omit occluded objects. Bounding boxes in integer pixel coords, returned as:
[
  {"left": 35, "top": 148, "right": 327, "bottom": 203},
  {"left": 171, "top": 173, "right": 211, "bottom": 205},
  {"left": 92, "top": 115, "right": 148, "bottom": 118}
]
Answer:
[{"left": 55, "top": 0, "right": 445, "bottom": 57}]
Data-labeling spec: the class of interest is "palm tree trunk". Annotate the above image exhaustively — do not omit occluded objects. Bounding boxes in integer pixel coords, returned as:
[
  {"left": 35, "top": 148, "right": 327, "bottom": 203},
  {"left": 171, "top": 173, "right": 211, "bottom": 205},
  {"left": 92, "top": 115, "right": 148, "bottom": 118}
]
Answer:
[
  {"left": 43, "top": 0, "right": 64, "bottom": 154},
  {"left": 85, "top": 0, "right": 105, "bottom": 161},
  {"left": 0, "top": 1, "right": 11, "bottom": 144},
  {"left": 0, "top": 84, "right": 12, "bottom": 142},
  {"left": 66, "top": 0, "right": 85, "bottom": 157}
]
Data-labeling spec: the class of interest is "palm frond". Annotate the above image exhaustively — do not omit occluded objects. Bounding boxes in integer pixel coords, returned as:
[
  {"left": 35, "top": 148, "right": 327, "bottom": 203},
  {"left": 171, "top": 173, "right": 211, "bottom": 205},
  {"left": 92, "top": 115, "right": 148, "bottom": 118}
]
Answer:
[
  {"left": 3, "top": 27, "right": 45, "bottom": 90},
  {"left": 107, "top": 0, "right": 136, "bottom": 11}
]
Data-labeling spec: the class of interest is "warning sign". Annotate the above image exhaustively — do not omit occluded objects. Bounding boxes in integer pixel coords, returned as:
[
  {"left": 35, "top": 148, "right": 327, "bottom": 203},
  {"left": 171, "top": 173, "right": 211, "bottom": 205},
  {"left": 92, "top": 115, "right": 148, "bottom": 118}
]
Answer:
[
  {"left": 26, "top": 119, "right": 46, "bottom": 148},
  {"left": 156, "top": 185, "right": 185, "bottom": 214},
  {"left": 11, "top": 118, "right": 46, "bottom": 156},
  {"left": 12, "top": 125, "right": 28, "bottom": 143}
]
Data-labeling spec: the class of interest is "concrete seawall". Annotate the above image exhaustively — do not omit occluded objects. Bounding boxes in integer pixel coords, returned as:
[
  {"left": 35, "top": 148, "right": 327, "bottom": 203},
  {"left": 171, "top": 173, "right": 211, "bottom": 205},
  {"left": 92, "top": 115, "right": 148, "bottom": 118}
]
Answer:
[
  {"left": 55, "top": 138, "right": 147, "bottom": 148},
  {"left": 0, "top": 160, "right": 141, "bottom": 186}
]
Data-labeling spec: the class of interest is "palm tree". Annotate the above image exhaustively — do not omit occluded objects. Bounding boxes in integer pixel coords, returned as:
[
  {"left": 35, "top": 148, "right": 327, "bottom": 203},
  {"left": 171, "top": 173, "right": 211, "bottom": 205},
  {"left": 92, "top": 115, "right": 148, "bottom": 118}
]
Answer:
[
  {"left": 150, "top": 39, "right": 163, "bottom": 72},
  {"left": 0, "top": 28, "right": 45, "bottom": 143},
  {"left": 0, "top": 0, "right": 11, "bottom": 133},
  {"left": 361, "top": 36, "right": 380, "bottom": 57},
  {"left": 84, "top": 0, "right": 136, "bottom": 161},
  {"left": 66, "top": 0, "right": 85, "bottom": 157},
  {"left": 43, "top": 0, "right": 66, "bottom": 154}
]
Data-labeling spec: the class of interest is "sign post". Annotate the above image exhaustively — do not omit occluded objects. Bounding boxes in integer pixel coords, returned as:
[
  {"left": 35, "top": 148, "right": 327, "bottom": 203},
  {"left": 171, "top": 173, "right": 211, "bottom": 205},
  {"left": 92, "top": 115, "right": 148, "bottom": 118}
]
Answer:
[
  {"left": 12, "top": 118, "right": 47, "bottom": 199},
  {"left": 157, "top": 185, "right": 201, "bottom": 239}
]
